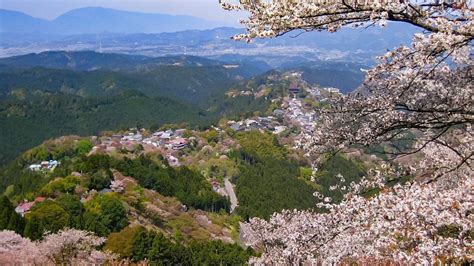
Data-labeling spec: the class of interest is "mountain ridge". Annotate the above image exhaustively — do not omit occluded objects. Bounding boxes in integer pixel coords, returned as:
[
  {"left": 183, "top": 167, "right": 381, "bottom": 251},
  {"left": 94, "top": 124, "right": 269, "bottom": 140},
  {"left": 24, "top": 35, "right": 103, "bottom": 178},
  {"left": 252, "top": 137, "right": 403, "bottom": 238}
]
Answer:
[{"left": 0, "top": 7, "right": 227, "bottom": 34}]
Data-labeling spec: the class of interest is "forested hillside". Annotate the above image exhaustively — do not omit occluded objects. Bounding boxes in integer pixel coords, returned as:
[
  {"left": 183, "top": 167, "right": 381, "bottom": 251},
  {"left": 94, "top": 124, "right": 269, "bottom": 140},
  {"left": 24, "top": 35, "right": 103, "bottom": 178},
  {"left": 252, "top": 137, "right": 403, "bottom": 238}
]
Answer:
[
  {"left": 1, "top": 0, "right": 471, "bottom": 263},
  {"left": 0, "top": 51, "right": 270, "bottom": 76},
  {"left": 0, "top": 52, "right": 277, "bottom": 164},
  {"left": 0, "top": 91, "right": 212, "bottom": 164},
  {"left": 232, "top": 132, "right": 317, "bottom": 219},
  {"left": 0, "top": 62, "right": 249, "bottom": 104}
]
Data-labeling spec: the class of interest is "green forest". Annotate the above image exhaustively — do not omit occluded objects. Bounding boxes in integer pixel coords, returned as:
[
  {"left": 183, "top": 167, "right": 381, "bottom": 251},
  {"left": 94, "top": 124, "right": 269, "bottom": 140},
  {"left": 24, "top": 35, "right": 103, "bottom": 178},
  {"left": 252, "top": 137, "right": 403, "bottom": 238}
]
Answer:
[
  {"left": 106, "top": 226, "right": 253, "bottom": 264},
  {"left": 0, "top": 194, "right": 253, "bottom": 264},
  {"left": 115, "top": 155, "right": 230, "bottom": 212},
  {"left": 0, "top": 66, "right": 273, "bottom": 165},
  {"left": 232, "top": 132, "right": 317, "bottom": 219},
  {"left": 0, "top": 91, "right": 211, "bottom": 164},
  {"left": 0, "top": 123, "right": 377, "bottom": 264},
  {"left": 0, "top": 139, "right": 228, "bottom": 213}
]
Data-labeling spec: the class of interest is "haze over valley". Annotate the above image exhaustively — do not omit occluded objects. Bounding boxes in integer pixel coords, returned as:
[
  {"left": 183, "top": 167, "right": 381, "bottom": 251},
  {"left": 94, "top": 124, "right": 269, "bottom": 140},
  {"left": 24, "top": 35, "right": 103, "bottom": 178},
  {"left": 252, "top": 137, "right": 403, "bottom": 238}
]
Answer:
[{"left": 0, "top": 7, "right": 418, "bottom": 65}]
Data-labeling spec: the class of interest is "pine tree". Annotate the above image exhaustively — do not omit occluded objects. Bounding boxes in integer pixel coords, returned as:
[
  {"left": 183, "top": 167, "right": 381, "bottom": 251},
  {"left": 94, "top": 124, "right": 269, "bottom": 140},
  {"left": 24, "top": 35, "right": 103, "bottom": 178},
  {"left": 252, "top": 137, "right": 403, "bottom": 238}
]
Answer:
[
  {"left": 0, "top": 196, "right": 14, "bottom": 228},
  {"left": 24, "top": 216, "right": 43, "bottom": 240},
  {"left": 0, "top": 196, "right": 25, "bottom": 234},
  {"left": 7, "top": 212, "right": 25, "bottom": 234}
]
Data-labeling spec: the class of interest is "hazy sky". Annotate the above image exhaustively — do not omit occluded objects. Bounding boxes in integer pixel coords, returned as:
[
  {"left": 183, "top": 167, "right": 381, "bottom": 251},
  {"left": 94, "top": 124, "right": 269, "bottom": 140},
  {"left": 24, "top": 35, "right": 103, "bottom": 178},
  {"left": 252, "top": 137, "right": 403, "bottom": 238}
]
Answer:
[{"left": 0, "top": 0, "right": 245, "bottom": 24}]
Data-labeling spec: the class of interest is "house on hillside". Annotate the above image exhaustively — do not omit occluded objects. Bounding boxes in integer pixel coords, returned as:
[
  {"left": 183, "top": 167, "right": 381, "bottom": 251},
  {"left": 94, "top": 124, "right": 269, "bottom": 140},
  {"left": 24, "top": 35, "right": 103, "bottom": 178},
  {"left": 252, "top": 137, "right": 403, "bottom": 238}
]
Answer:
[
  {"left": 15, "top": 197, "right": 46, "bottom": 217},
  {"left": 171, "top": 138, "right": 188, "bottom": 150},
  {"left": 29, "top": 164, "right": 41, "bottom": 171},
  {"left": 289, "top": 82, "right": 301, "bottom": 93},
  {"left": 245, "top": 119, "right": 260, "bottom": 131},
  {"left": 29, "top": 160, "right": 59, "bottom": 171},
  {"left": 111, "top": 134, "right": 123, "bottom": 141},
  {"left": 273, "top": 126, "right": 287, "bottom": 135},
  {"left": 152, "top": 131, "right": 164, "bottom": 137},
  {"left": 160, "top": 132, "right": 172, "bottom": 140},
  {"left": 175, "top": 129, "right": 186, "bottom": 137},
  {"left": 273, "top": 109, "right": 285, "bottom": 117},
  {"left": 15, "top": 202, "right": 35, "bottom": 217},
  {"left": 230, "top": 122, "right": 243, "bottom": 131},
  {"left": 122, "top": 133, "right": 142, "bottom": 142}
]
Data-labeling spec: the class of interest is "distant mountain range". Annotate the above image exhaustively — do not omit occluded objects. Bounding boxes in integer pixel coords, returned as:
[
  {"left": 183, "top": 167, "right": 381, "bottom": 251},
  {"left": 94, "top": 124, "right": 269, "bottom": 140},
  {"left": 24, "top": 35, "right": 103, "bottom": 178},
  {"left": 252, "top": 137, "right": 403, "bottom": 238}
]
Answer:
[
  {"left": 0, "top": 21, "right": 419, "bottom": 66},
  {"left": 0, "top": 7, "right": 227, "bottom": 35},
  {"left": 0, "top": 51, "right": 239, "bottom": 71}
]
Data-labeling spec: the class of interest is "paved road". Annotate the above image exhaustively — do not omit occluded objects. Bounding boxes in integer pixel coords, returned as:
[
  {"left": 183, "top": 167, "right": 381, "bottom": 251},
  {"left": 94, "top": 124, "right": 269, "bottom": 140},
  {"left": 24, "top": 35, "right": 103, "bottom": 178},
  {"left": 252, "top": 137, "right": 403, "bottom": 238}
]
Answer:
[{"left": 224, "top": 178, "right": 238, "bottom": 213}]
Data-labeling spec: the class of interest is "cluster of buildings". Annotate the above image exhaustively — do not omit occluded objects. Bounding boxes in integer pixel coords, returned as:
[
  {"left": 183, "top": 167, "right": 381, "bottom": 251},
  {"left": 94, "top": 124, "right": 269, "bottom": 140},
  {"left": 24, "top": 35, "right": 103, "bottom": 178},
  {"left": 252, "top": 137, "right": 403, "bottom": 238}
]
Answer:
[
  {"left": 142, "top": 129, "right": 190, "bottom": 150},
  {"left": 282, "top": 78, "right": 343, "bottom": 133},
  {"left": 277, "top": 81, "right": 345, "bottom": 157},
  {"left": 91, "top": 128, "right": 192, "bottom": 167},
  {"left": 307, "top": 86, "right": 342, "bottom": 102},
  {"left": 93, "top": 129, "right": 190, "bottom": 153},
  {"left": 224, "top": 79, "right": 340, "bottom": 136},
  {"left": 227, "top": 116, "right": 287, "bottom": 135},
  {"left": 289, "top": 81, "right": 301, "bottom": 94},
  {"left": 28, "top": 160, "right": 59, "bottom": 172},
  {"left": 285, "top": 98, "right": 317, "bottom": 132}
]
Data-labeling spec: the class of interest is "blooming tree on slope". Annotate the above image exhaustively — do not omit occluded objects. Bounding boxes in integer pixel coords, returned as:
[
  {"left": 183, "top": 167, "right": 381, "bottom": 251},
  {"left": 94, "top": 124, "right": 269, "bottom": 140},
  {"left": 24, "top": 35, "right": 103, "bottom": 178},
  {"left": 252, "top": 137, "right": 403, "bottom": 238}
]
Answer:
[
  {"left": 0, "top": 230, "right": 39, "bottom": 264},
  {"left": 222, "top": 0, "right": 473, "bottom": 264},
  {"left": 0, "top": 229, "right": 115, "bottom": 264}
]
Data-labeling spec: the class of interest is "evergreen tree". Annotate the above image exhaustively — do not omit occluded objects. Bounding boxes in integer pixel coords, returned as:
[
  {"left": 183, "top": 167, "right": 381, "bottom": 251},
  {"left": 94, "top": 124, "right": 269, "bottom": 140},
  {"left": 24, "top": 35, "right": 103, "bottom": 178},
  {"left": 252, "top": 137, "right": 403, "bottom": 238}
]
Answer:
[
  {"left": 0, "top": 196, "right": 25, "bottom": 234},
  {"left": 24, "top": 215, "right": 42, "bottom": 240},
  {"left": 81, "top": 211, "right": 109, "bottom": 237},
  {"left": 26, "top": 201, "right": 70, "bottom": 238},
  {"left": 56, "top": 194, "right": 84, "bottom": 228},
  {"left": 7, "top": 213, "right": 25, "bottom": 235},
  {"left": 131, "top": 230, "right": 152, "bottom": 262}
]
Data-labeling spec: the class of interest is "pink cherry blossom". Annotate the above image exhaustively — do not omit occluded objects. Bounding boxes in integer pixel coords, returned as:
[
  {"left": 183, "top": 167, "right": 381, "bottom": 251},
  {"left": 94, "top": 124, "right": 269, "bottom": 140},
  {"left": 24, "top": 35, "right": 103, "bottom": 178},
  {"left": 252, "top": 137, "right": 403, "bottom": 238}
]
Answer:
[{"left": 0, "top": 229, "right": 117, "bottom": 264}]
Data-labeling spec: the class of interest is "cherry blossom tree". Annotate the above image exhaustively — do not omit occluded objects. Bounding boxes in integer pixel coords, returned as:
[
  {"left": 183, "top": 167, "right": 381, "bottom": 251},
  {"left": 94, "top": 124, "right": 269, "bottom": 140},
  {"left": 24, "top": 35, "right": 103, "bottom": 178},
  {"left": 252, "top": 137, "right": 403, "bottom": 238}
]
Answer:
[
  {"left": 111, "top": 178, "right": 125, "bottom": 193},
  {"left": 240, "top": 172, "right": 473, "bottom": 264},
  {"left": 0, "top": 230, "right": 40, "bottom": 264},
  {"left": 0, "top": 229, "right": 116, "bottom": 264},
  {"left": 38, "top": 228, "right": 112, "bottom": 264},
  {"left": 222, "top": 0, "right": 473, "bottom": 263},
  {"left": 220, "top": 0, "right": 473, "bottom": 40}
]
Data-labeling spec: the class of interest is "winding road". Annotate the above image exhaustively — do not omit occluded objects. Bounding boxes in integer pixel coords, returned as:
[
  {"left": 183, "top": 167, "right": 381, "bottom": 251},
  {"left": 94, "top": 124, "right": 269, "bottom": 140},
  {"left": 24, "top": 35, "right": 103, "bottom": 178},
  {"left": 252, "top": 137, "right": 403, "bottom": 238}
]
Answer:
[{"left": 224, "top": 178, "right": 238, "bottom": 213}]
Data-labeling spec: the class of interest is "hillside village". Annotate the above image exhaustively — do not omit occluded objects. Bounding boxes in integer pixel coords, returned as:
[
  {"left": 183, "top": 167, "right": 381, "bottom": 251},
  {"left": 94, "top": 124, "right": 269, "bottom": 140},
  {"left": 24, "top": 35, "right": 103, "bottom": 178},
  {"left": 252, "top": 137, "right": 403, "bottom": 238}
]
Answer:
[
  {"left": 10, "top": 71, "right": 354, "bottom": 250},
  {"left": 19, "top": 72, "right": 344, "bottom": 220},
  {"left": 86, "top": 73, "right": 341, "bottom": 168}
]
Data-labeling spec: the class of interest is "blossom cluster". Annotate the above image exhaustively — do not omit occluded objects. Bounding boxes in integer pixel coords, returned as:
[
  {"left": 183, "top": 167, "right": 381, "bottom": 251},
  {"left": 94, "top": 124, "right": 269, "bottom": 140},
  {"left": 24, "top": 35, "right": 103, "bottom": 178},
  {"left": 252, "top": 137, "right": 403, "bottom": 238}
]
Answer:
[
  {"left": 0, "top": 229, "right": 116, "bottom": 264},
  {"left": 220, "top": 0, "right": 473, "bottom": 41},
  {"left": 242, "top": 176, "right": 473, "bottom": 264}
]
